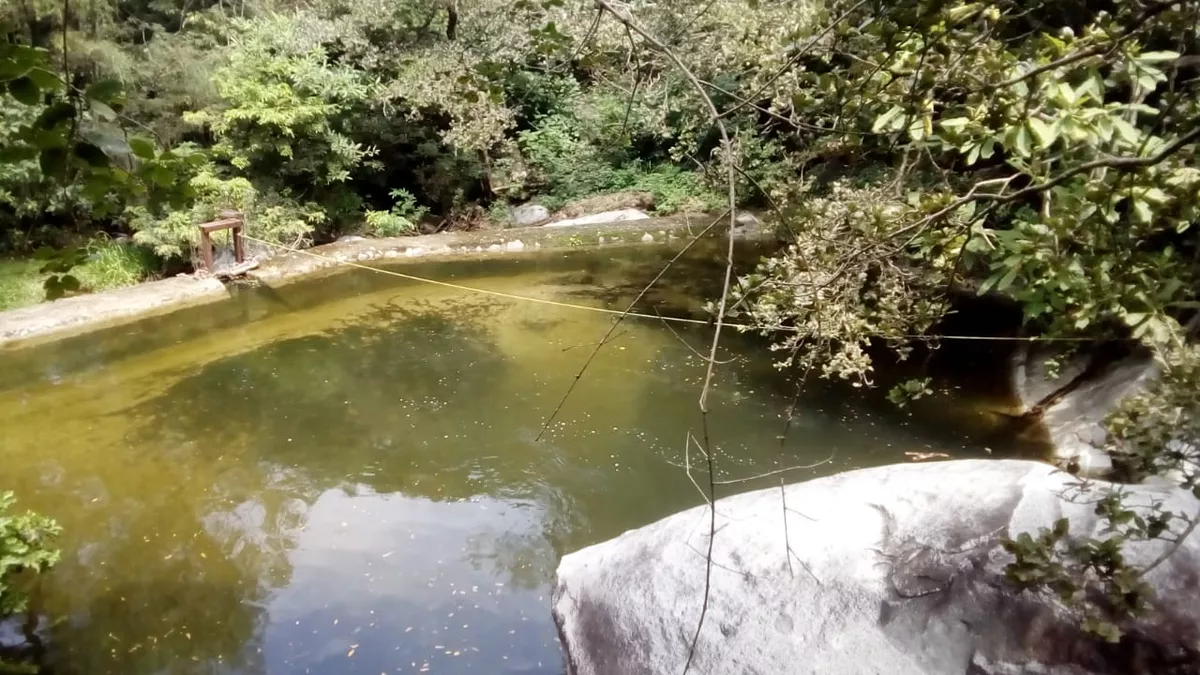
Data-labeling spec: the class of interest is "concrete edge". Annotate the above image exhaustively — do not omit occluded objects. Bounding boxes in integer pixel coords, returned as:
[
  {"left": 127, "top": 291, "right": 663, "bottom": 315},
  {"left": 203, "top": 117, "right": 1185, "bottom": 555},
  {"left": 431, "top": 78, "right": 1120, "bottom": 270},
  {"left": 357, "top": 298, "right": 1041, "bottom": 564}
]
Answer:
[
  {"left": 0, "top": 214, "right": 770, "bottom": 351},
  {"left": 0, "top": 276, "right": 231, "bottom": 350},
  {"left": 245, "top": 214, "right": 751, "bottom": 287}
]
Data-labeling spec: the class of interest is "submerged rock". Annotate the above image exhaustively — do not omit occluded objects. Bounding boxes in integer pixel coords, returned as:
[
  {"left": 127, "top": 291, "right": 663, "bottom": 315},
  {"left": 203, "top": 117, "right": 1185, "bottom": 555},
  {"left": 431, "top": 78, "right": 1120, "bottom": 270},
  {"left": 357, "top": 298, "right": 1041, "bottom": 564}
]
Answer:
[
  {"left": 553, "top": 460, "right": 1200, "bottom": 675},
  {"left": 544, "top": 209, "right": 650, "bottom": 228}
]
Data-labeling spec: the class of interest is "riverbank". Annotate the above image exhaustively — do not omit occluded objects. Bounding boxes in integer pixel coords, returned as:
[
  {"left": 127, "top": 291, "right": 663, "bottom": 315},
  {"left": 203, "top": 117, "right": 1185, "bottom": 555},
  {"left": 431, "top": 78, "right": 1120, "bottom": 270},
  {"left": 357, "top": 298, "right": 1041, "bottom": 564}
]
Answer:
[{"left": 0, "top": 213, "right": 761, "bottom": 349}]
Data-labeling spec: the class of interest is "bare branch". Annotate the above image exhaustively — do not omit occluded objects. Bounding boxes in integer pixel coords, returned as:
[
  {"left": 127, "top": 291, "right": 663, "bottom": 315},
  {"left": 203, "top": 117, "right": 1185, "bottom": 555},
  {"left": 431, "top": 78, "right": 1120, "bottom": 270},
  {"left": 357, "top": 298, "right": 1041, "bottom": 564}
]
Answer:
[
  {"left": 712, "top": 454, "right": 835, "bottom": 485},
  {"left": 592, "top": 3, "right": 739, "bottom": 672}
]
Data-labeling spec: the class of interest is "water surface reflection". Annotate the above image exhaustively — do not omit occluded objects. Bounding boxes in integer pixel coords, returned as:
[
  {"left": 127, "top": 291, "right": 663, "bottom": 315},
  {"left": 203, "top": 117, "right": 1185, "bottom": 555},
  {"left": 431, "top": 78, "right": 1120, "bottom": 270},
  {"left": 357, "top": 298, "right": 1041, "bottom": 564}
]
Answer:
[{"left": 0, "top": 246, "right": 1030, "bottom": 674}]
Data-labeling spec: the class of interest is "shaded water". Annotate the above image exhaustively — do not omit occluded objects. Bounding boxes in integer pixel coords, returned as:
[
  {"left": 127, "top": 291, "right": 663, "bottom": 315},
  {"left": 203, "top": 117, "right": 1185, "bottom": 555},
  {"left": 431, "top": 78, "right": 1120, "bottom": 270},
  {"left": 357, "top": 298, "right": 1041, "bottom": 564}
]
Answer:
[{"left": 1, "top": 243, "right": 1032, "bottom": 674}]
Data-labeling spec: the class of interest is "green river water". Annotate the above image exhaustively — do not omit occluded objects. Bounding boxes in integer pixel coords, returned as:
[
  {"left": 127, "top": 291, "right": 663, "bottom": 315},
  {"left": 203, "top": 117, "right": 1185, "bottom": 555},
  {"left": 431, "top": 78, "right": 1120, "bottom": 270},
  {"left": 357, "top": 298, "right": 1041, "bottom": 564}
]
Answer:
[{"left": 0, "top": 242, "right": 1036, "bottom": 674}]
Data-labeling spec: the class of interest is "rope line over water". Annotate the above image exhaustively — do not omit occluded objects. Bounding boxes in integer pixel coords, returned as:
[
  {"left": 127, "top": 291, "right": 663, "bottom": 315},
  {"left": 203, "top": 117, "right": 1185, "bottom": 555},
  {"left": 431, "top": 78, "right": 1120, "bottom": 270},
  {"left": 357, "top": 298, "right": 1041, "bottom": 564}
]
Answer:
[{"left": 238, "top": 233, "right": 1106, "bottom": 343}]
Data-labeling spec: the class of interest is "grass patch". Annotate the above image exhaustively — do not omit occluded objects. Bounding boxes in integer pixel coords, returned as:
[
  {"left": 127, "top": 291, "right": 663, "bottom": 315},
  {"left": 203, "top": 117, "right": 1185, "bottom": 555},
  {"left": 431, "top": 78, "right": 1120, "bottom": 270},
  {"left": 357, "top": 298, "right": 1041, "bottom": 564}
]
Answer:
[
  {"left": 0, "top": 258, "right": 47, "bottom": 311},
  {"left": 75, "top": 240, "right": 161, "bottom": 291},
  {"left": 0, "top": 240, "right": 161, "bottom": 312}
]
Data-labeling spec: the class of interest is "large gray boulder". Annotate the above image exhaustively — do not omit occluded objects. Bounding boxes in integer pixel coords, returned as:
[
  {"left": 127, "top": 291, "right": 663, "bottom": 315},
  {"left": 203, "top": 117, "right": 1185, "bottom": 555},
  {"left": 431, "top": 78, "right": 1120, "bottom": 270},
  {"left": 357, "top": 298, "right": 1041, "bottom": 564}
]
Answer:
[
  {"left": 510, "top": 203, "right": 551, "bottom": 226},
  {"left": 1012, "top": 344, "right": 1157, "bottom": 475},
  {"left": 553, "top": 460, "right": 1200, "bottom": 675},
  {"left": 543, "top": 209, "right": 650, "bottom": 228}
]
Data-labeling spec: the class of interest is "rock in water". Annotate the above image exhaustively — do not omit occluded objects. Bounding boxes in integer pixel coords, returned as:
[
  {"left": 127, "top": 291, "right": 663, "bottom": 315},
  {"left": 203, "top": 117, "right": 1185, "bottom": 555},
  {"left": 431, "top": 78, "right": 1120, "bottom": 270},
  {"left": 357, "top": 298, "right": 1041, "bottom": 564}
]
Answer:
[
  {"left": 1011, "top": 344, "right": 1157, "bottom": 476},
  {"left": 552, "top": 460, "right": 1200, "bottom": 675},
  {"left": 510, "top": 203, "right": 551, "bottom": 226}
]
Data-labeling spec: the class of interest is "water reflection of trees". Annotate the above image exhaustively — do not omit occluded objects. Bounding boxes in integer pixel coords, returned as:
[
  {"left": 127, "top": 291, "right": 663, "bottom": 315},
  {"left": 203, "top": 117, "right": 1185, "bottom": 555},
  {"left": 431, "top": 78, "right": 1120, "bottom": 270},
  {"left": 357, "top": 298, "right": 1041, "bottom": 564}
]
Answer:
[
  {"left": 131, "top": 298, "right": 513, "bottom": 495},
  {"left": 28, "top": 299, "right": 518, "bottom": 674}
]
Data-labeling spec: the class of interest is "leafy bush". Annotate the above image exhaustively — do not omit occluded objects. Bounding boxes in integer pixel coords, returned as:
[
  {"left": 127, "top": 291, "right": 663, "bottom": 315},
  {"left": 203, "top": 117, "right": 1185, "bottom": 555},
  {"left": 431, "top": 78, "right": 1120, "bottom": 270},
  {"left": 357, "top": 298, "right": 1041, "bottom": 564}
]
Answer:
[
  {"left": 515, "top": 113, "right": 717, "bottom": 213},
  {"left": 364, "top": 210, "right": 415, "bottom": 237},
  {"left": 0, "top": 492, "right": 60, "bottom": 617},
  {"left": 628, "top": 165, "right": 722, "bottom": 214},
  {"left": 362, "top": 188, "right": 428, "bottom": 237},
  {"left": 130, "top": 165, "right": 322, "bottom": 261}
]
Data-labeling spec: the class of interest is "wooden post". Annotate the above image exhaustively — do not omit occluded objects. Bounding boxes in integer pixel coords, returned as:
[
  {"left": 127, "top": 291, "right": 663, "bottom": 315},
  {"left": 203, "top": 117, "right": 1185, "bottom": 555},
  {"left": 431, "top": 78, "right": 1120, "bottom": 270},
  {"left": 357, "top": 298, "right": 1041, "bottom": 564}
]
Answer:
[{"left": 197, "top": 213, "right": 245, "bottom": 272}]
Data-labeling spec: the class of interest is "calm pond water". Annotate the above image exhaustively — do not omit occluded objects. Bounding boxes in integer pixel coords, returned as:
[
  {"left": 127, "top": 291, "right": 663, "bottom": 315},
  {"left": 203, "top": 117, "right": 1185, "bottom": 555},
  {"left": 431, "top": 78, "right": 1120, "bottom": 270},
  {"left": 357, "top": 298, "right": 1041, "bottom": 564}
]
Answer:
[{"left": 0, "top": 242, "right": 1034, "bottom": 674}]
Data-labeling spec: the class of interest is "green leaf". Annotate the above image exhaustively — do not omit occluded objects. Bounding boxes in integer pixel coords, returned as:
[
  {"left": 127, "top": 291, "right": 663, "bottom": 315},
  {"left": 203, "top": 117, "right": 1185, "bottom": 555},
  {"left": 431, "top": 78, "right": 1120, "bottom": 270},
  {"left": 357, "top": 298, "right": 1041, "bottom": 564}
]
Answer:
[
  {"left": 979, "top": 137, "right": 996, "bottom": 159},
  {"left": 965, "top": 143, "right": 981, "bottom": 165},
  {"left": 73, "top": 142, "right": 110, "bottom": 168},
  {"left": 38, "top": 147, "right": 68, "bottom": 177},
  {"left": 8, "top": 76, "right": 39, "bottom": 105},
  {"left": 25, "top": 67, "right": 60, "bottom": 90},
  {"left": 1052, "top": 518, "right": 1070, "bottom": 538},
  {"left": 1136, "top": 51, "right": 1179, "bottom": 64},
  {"left": 84, "top": 79, "right": 124, "bottom": 105},
  {"left": 1027, "top": 118, "right": 1058, "bottom": 148},
  {"left": 978, "top": 271, "right": 1003, "bottom": 295},
  {"left": 1111, "top": 117, "right": 1139, "bottom": 145},
  {"left": 1012, "top": 125, "right": 1031, "bottom": 157},
  {"left": 1055, "top": 82, "right": 1077, "bottom": 105},
  {"left": 128, "top": 137, "right": 156, "bottom": 160},
  {"left": 90, "top": 100, "right": 118, "bottom": 122},
  {"left": 871, "top": 105, "right": 904, "bottom": 133},
  {"left": 1132, "top": 198, "right": 1152, "bottom": 224},
  {"left": 996, "top": 265, "right": 1019, "bottom": 291}
]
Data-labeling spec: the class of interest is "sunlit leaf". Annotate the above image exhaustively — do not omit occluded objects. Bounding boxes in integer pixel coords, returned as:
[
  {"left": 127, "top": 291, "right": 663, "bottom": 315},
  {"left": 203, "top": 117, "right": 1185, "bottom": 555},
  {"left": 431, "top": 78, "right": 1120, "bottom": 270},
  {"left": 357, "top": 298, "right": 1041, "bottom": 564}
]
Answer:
[
  {"left": 871, "top": 105, "right": 904, "bottom": 133},
  {"left": 129, "top": 137, "right": 157, "bottom": 160},
  {"left": 1027, "top": 117, "right": 1057, "bottom": 148}
]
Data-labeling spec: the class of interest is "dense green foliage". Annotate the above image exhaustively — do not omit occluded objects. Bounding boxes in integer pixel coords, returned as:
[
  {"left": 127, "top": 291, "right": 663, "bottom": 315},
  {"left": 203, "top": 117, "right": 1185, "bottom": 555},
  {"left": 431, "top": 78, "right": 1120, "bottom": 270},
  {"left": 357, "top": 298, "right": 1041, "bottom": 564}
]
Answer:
[
  {"left": 700, "top": 0, "right": 1198, "bottom": 639},
  {"left": 0, "top": 0, "right": 733, "bottom": 291},
  {"left": 0, "top": 491, "right": 60, "bottom": 616}
]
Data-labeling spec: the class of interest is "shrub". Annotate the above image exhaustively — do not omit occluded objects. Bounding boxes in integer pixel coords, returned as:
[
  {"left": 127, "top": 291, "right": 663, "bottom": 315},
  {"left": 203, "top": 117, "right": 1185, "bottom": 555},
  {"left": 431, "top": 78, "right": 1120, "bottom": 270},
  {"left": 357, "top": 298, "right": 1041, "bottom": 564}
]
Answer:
[
  {"left": 362, "top": 189, "right": 428, "bottom": 237},
  {"left": 0, "top": 492, "right": 60, "bottom": 617},
  {"left": 364, "top": 210, "right": 416, "bottom": 237},
  {"left": 130, "top": 165, "right": 323, "bottom": 263}
]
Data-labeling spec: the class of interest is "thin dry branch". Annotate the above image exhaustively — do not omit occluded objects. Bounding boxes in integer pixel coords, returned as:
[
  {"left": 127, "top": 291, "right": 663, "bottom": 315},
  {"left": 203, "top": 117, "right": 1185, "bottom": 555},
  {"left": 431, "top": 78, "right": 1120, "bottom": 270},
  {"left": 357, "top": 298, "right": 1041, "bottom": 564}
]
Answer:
[
  {"left": 684, "top": 431, "right": 712, "bottom": 505},
  {"left": 535, "top": 209, "right": 727, "bottom": 441},
  {"left": 712, "top": 454, "right": 834, "bottom": 485},
  {"left": 592, "top": 2, "right": 739, "bottom": 673}
]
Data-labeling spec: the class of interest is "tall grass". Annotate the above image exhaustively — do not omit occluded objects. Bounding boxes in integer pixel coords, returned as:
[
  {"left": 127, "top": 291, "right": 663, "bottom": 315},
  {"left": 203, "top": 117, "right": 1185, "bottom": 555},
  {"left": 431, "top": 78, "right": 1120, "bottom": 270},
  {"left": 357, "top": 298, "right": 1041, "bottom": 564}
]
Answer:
[
  {"left": 75, "top": 239, "right": 162, "bottom": 291},
  {"left": 0, "top": 239, "right": 161, "bottom": 312},
  {"left": 0, "top": 258, "right": 47, "bottom": 311}
]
